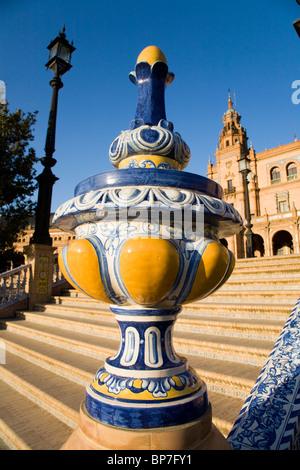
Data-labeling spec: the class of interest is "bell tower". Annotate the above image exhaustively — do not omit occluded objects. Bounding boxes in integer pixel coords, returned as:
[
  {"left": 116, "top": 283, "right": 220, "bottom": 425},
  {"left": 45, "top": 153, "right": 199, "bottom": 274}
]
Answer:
[
  {"left": 207, "top": 92, "right": 260, "bottom": 258},
  {"left": 217, "top": 91, "right": 248, "bottom": 154},
  {"left": 210, "top": 92, "right": 252, "bottom": 204}
]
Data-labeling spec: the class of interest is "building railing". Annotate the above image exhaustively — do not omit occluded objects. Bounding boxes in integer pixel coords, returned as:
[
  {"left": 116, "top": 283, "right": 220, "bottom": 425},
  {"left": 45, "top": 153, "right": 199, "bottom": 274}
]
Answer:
[
  {"left": 0, "top": 263, "right": 31, "bottom": 309},
  {"left": 227, "top": 296, "right": 300, "bottom": 450},
  {"left": 224, "top": 186, "right": 236, "bottom": 195},
  {"left": 0, "top": 253, "right": 65, "bottom": 311}
]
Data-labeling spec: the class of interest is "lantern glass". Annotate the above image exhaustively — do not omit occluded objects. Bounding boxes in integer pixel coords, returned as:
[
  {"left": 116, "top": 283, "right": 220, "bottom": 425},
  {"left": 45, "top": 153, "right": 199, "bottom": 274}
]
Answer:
[
  {"left": 49, "top": 43, "right": 59, "bottom": 60},
  {"left": 58, "top": 43, "right": 71, "bottom": 63},
  {"left": 238, "top": 155, "right": 250, "bottom": 173},
  {"left": 46, "top": 31, "right": 75, "bottom": 76}
]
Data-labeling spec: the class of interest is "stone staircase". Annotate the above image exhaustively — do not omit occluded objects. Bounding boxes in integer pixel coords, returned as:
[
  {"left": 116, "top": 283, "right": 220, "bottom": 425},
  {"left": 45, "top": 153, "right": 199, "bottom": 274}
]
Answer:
[{"left": 0, "top": 254, "right": 299, "bottom": 450}]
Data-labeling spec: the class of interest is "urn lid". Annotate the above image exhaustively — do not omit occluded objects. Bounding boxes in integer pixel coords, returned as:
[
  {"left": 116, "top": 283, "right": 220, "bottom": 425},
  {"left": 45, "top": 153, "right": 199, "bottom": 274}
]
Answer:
[{"left": 109, "top": 46, "right": 191, "bottom": 171}]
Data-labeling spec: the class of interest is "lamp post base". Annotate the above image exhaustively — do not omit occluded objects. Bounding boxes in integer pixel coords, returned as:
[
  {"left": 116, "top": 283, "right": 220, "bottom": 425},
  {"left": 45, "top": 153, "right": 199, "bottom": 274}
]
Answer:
[{"left": 61, "top": 401, "right": 232, "bottom": 450}]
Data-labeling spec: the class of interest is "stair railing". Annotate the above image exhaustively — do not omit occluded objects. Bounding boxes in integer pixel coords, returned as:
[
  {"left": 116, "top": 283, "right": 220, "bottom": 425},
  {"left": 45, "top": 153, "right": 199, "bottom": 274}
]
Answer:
[
  {"left": 0, "top": 263, "right": 31, "bottom": 309},
  {"left": 227, "top": 297, "right": 300, "bottom": 450},
  {"left": 0, "top": 253, "right": 66, "bottom": 311}
]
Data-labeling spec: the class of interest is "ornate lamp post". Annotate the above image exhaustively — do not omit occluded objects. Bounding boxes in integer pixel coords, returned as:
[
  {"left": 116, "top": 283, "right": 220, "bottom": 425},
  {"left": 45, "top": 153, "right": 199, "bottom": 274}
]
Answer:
[
  {"left": 238, "top": 152, "right": 254, "bottom": 257},
  {"left": 25, "top": 28, "right": 75, "bottom": 310},
  {"left": 294, "top": 18, "right": 300, "bottom": 36},
  {"left": 30, "top": 27, "right": 75, "bottom": 245},
  {"left": 293, "top": 0, "right": 300, "bottom": 39}
]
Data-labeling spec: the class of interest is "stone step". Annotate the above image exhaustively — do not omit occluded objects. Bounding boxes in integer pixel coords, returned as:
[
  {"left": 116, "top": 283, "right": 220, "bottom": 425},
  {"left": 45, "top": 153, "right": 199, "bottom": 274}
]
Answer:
[
  {"left": 51, "top": 294, "right": 290, "bottom": 324},
  {"left": 0, "top": 378, "right": 73, "bottom": 450},
  {"left": 0, "top": 325, "right": 247, "bottom": 447},
  {"left": 56, "top": 286, "right": 300, "bottom": 303},
  {"left": 0, "top": 318, "right": 112, "bottom": 361},
  {"left": 1, "top": 251, "right": 297, "bottom": 449},
  {"left": 6, "top": 309, "right": 276, "bottom": 366},
  {"left": 227, "top": 256, "right": 300, "bottom": 277},
  {"left": 0, "top": 326, "right": 259, "bottom": 400},
  {"left": 208, "top": 288, "right": 299, "bottom": 301},
  {"left": 185, "top": 302, "right": 291, "bottom": 321},
  {"left": 0, "top": 352, "right": 79, "bottom": 429},
  {"left": 0, "top": 328, "right": 100, "bottom": 386},
  {"left": 224, "top": 279, "right": 300, "bottom": 288},
  {"left": 219, "top": 279, "right": 300, "bottom": 289},
  {"left": 177, "top": 314, "right": 284, "bottom": 341},
  {"left": 30, "top": 303, "right": 285, "bottom": 341},
  {"left": 232, "top": 265, "right": 300, "bottom": 277},
  {"left": 55, "top": 290, "right": 295, "bottom": 320},
  {"left": 233, "top": 254, "right": 300, "bottom": 267}
]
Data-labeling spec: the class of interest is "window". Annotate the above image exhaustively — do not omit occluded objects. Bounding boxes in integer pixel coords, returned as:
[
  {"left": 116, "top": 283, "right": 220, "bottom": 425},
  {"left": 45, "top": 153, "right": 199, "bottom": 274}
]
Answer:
[
  {"left": 276, "top": 191, "right": 290, "bottom": 213},
  {"left": 226, "top": 140, "right": 229, "bottom": 146},
  {"left": 287, "top": 162, "right": 298, "bottom": 181},
  {"left": 224, "top": 179, "right": 235, "bottom": 195},
  {"left": 279, "top": 201, "right": 288, "bottom": 213},
  {"left": 270, "top": 167, "right": 281, "bottom": 184}
]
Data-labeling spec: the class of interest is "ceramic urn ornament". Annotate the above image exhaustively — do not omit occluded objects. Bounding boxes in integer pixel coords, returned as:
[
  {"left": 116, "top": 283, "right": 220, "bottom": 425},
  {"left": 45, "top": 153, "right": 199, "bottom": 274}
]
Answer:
[{"left": 53, "top": 46, "right": 243, "bottom": 450}]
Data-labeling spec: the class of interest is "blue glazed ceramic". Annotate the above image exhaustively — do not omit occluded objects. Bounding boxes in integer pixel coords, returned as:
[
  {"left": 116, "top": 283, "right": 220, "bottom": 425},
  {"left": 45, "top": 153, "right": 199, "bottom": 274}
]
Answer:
[{"left": 53, "top": 46, "right": 243, "bottom": 431}]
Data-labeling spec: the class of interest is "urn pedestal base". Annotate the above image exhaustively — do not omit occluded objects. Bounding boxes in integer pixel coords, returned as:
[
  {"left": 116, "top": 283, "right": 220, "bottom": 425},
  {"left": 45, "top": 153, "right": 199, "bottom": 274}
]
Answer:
[{"left": 61, "top": 401, "right": 232, "bottom": 450}]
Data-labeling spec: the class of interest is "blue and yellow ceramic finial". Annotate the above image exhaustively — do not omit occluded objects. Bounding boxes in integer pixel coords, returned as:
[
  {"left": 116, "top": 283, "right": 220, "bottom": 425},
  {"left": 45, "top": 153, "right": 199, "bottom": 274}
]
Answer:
[
  {"left": 136, "top": 45, "right": 167, "bottom": 65},
  {"left": 109, "top": 45, "right": 190, "bottom": 171}
]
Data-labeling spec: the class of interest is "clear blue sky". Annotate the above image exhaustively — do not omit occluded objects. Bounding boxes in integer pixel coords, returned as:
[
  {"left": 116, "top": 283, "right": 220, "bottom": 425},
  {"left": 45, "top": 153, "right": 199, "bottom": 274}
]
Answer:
[{"left": 2, "top": 0, "right": 300, "bottom": 212}]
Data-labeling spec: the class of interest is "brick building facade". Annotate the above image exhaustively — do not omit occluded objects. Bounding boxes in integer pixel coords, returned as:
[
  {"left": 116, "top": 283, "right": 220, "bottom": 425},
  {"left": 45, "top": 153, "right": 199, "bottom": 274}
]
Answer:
[
  {"left": 15, "top": 215, "right": 76, "bottom": 262},
  {"left": 207, "top": 93, "right": 300, "bottom": 258}
]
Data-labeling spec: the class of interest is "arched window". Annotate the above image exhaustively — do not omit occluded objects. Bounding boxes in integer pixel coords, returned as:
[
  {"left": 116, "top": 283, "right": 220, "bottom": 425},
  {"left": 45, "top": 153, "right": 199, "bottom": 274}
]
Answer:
[
  {"left": 270, "top": 167, "right": 281, "bottom": 184},
  {"left": 272, "top": 230, "right": 294, "bottom": 256},
  {"left": 286, "top": 162, "right": 298, "bottom": 181}
]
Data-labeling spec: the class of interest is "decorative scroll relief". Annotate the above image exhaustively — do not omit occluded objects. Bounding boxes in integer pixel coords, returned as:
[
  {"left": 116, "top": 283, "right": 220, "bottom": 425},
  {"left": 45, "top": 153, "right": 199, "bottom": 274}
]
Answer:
[
  {"left": 109, "top": 124, "right": 191, "bottom": 170},
  {"left": 93, "top": 366, "right": 200, "bottom": 399},
  {"left": 120, "top": 327, "right": 140, "bottom": 366},
  {"left": 53, "top": 185, "right": 243, "bottom": 236},
  {"left": 120, "top": 158, "right": 179, "bottom": 170},
  {"left": 117, "top": 324, "right": 178, "bottom": 369},
  {"left": 164, "top": 325, "right": 181, "bottom": 364},
  {"left": 144, "top": 327, "right": 163, "bottom": 368}
]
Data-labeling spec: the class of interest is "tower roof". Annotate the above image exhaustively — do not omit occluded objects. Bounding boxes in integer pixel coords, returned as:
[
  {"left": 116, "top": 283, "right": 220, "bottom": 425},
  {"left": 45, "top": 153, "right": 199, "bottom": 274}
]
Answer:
[
  {"left": 216, "top": 91, "right": 248, "bottom": 152},
  {"left": 223, "top": 91, "right": 241, "bottom": 122}
]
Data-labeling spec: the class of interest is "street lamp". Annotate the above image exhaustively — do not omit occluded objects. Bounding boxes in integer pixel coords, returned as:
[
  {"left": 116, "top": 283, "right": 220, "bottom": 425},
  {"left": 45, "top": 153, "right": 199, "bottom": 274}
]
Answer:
[
  {"left": 293, "top": 1, "right": 300, "bottom": 38},
  {"left": 238, "top": 152, "right": 254, "bottom": 258},
  {"left": 293, "top": 18, "right": 300, "bottom": 38},
  {"left": 31, "top": 27, "right": 75, "bottom": 245}
]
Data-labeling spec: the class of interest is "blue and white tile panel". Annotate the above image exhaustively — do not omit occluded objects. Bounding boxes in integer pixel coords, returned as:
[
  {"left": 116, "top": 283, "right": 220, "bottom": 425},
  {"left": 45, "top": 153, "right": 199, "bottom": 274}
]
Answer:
[{"left": 227, "top": 297, "right": 300, "bottom": 450}]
